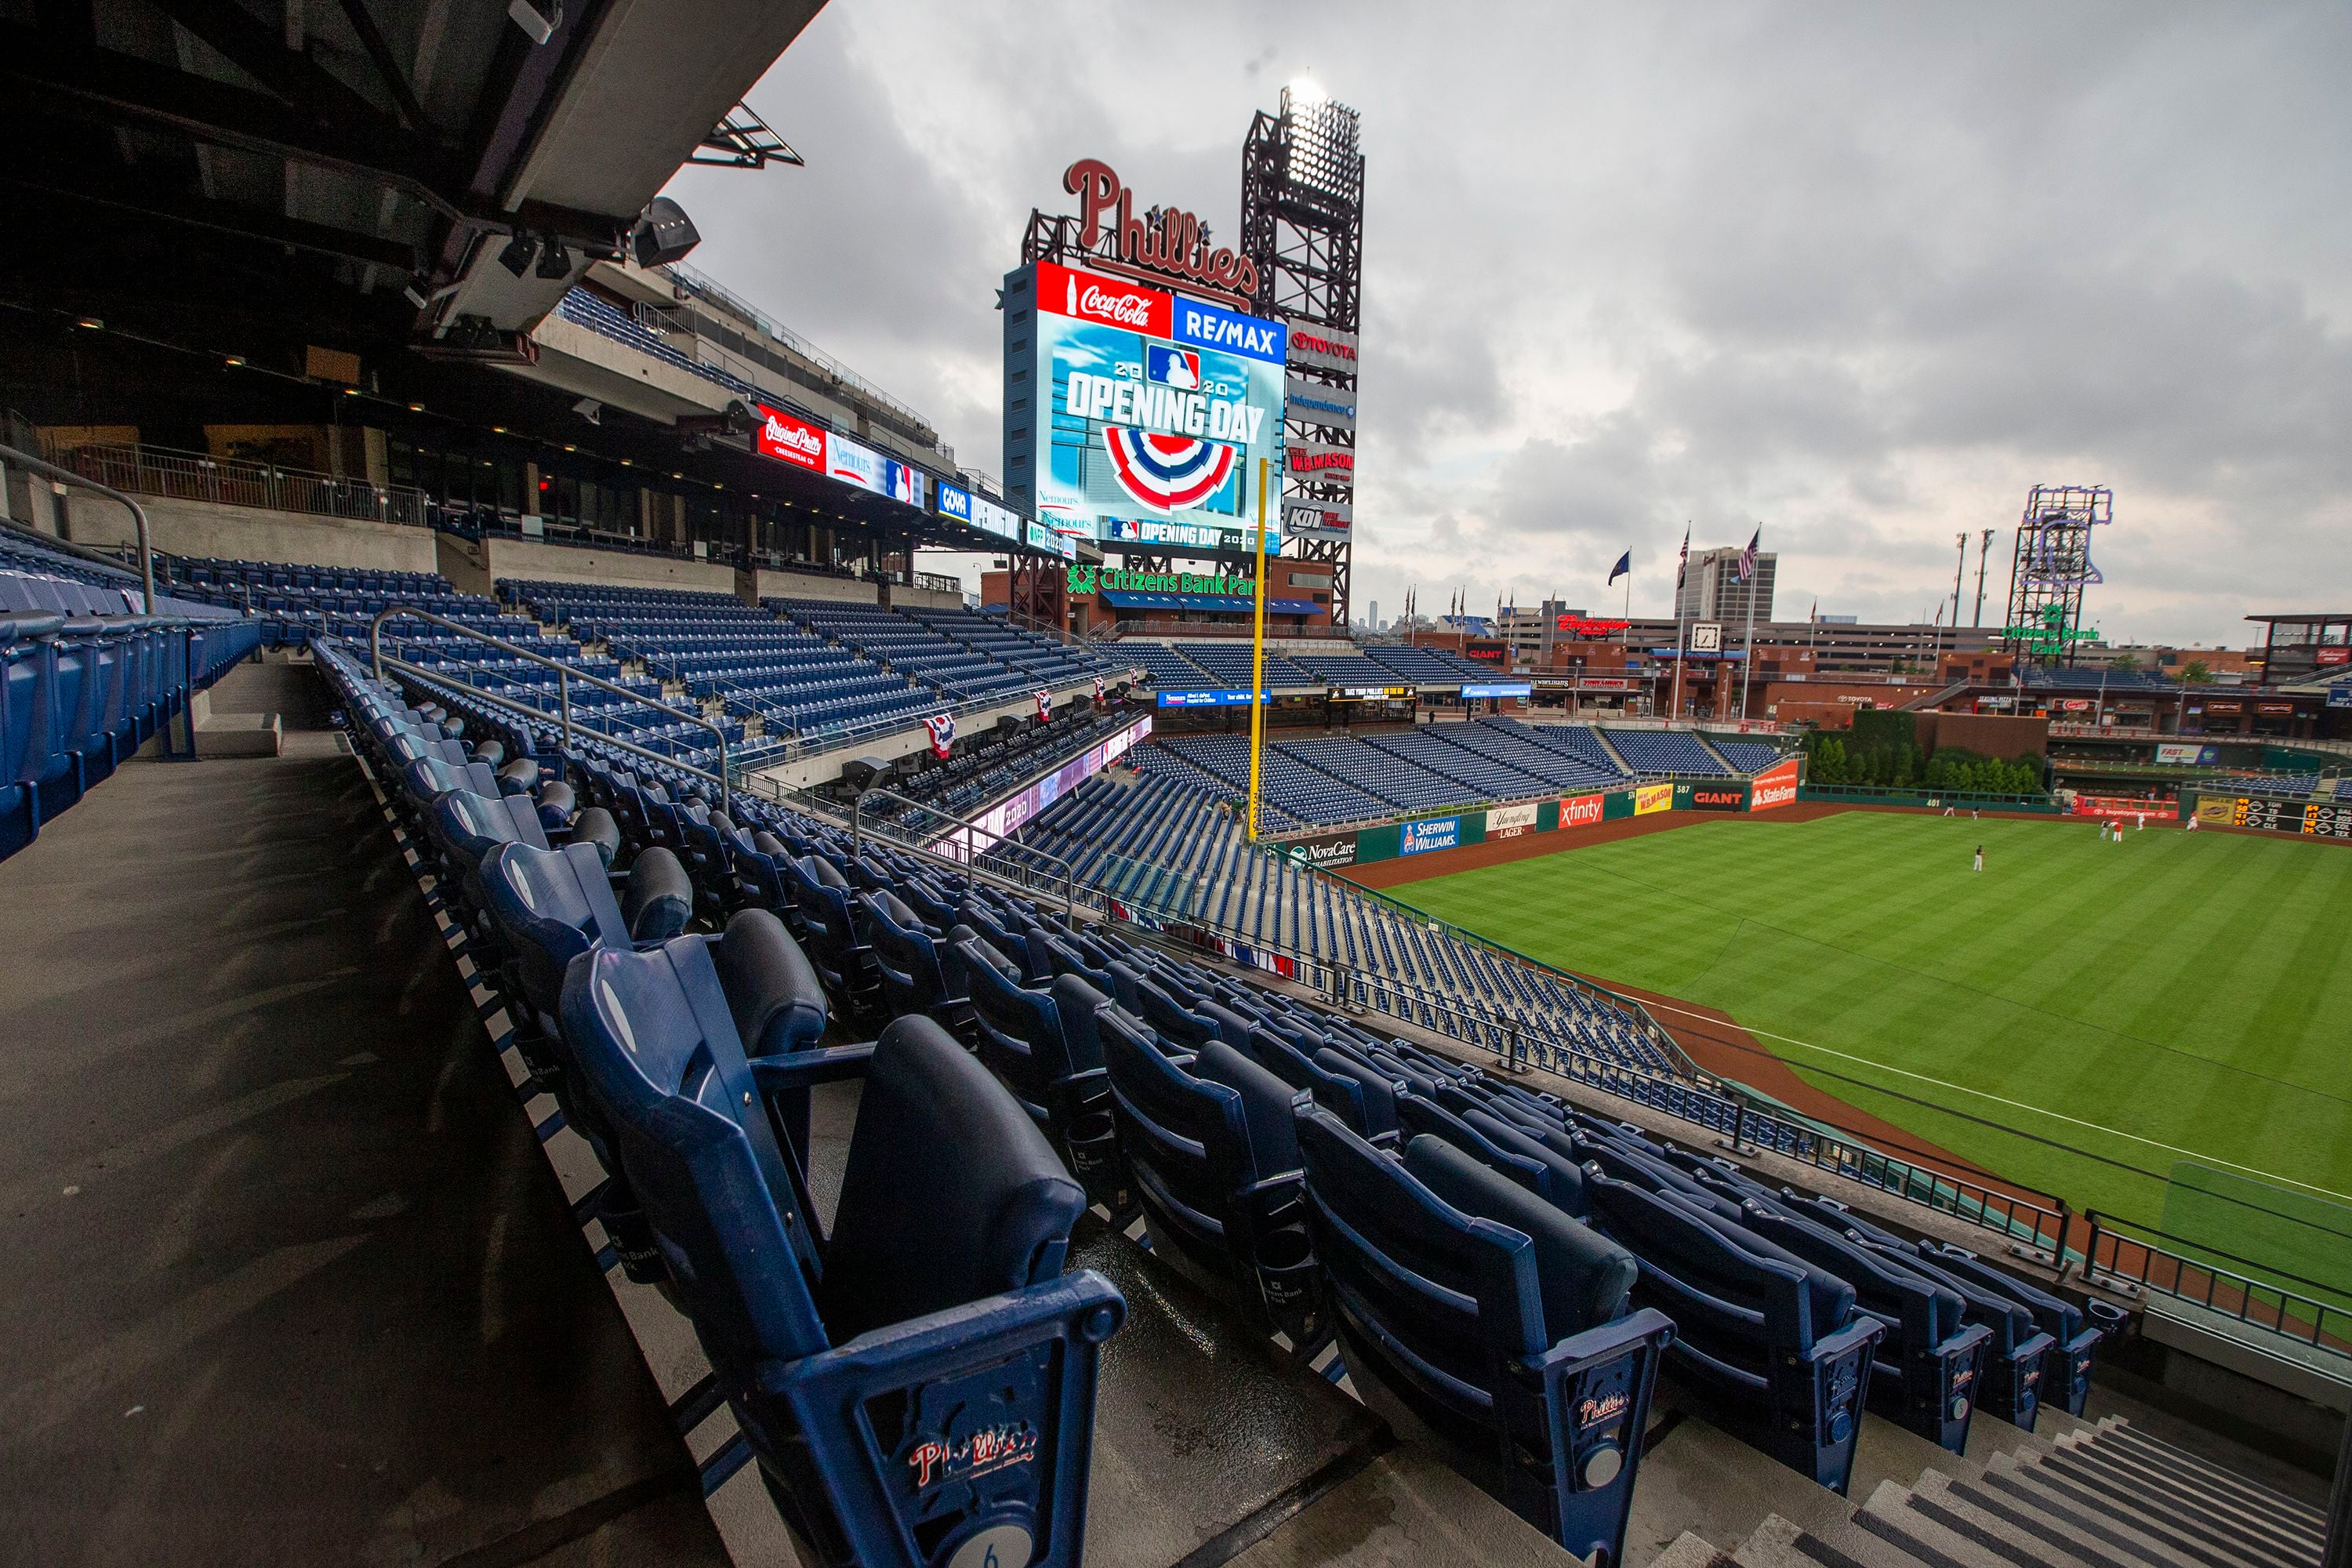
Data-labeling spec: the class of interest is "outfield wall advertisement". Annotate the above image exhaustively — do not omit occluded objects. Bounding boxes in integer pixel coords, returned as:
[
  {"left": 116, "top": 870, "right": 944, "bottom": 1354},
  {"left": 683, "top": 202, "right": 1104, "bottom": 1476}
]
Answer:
[
  {"left": 1749, "top": 758, "right": 1801, "bottom": 811},
  {"left": 1007, "top": 260, "right": 1286, "bottom": 546}
]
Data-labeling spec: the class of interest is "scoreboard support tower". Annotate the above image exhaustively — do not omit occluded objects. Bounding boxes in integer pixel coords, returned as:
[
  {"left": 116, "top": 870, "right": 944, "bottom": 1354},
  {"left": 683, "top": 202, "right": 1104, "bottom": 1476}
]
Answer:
[
  {"left": 1242, "top": 86, "right": 1366, "bottom": 629},
  {"left": 2003, "top": 484, "right": 2112, "bottom": 668}
]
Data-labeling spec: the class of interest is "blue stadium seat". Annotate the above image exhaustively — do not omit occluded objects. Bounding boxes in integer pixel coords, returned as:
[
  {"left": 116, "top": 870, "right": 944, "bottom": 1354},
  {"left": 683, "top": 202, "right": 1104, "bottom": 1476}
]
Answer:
[
  {"left": 561, "top": 938, "right": 1126, "bottom": 1568},
  {"left": 1582, "top": 1171, "right": 1884, "bottom": 1493},
  {"left": 1296, "top": 1108, "right": 1674, "bottom": 1566}
]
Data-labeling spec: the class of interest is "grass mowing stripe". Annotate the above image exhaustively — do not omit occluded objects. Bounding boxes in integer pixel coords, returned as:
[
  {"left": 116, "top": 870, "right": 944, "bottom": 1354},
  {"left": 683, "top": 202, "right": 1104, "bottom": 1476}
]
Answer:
[{"left": 1392, "top": 811, "right": 2352, "bottom": 1280}]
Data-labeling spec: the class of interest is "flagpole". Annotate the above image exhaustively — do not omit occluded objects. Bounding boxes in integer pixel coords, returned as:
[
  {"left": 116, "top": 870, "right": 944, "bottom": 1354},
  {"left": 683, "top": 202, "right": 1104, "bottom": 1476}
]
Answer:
[
  {"left": 1671, "top": 608, "right": 1687, "bottom": 724},
  {"left": 1246, "top": 457, "right": 1269, "bottom": 844}
]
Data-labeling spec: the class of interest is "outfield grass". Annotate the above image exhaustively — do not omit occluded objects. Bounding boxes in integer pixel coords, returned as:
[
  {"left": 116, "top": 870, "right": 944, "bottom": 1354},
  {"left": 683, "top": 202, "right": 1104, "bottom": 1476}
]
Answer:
[{"left": 1389, "top": 811, "right": 2352, "bottom": 1300}]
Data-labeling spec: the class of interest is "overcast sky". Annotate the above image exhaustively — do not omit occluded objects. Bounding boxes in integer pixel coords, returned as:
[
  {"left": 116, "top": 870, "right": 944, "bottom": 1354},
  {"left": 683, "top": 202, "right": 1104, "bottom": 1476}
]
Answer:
[{"left": 662, "top": 2, "right": 2351, "bottom": 647}]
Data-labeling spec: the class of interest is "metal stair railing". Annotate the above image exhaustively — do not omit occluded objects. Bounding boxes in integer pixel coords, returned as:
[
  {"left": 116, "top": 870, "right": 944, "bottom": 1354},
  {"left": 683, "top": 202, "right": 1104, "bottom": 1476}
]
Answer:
[{"left": 366, "top": 606, "right": 731, "bottom": 814}]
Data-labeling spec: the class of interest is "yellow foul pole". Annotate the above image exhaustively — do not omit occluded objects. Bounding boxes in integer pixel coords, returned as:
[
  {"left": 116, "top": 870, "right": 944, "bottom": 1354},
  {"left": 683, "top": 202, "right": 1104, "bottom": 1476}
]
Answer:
[{"left": 1247, "top": 458, "right": 1269, "bottom": 841}]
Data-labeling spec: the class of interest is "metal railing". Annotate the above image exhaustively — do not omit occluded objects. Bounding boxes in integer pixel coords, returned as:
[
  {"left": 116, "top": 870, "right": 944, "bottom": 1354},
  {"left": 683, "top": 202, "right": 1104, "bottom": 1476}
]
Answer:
[
  {"left": 52, "top": 441, "right": 431, "bottom": 528},
  {"left": 1000, "top": 836, "right": 2069, "bottom": 1254},
  {"left": 2082, "top": 1211, "right": 2352, "bottom": 1364},
  {"left": 851, "top": 786, "right": 1084, "bottom": 921},
  {"left": 367, "top": 607, "right": 730, "bottom": 814},
  {"left": 742, "top": 774, "right": 1096, "bottom": 926},
  {"left": 0, "top": 441, "right": 156, "bottom": 612}
]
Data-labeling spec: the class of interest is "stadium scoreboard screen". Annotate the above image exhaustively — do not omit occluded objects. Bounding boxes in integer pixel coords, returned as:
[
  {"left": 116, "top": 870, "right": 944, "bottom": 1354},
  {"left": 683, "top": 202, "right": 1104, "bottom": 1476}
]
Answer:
[
  {"left": 2203, "top": 795, "right": 2352, "bottom": 839},
  {"left": 1005, "top": 259, "right": 1286, "bottom": 550}
]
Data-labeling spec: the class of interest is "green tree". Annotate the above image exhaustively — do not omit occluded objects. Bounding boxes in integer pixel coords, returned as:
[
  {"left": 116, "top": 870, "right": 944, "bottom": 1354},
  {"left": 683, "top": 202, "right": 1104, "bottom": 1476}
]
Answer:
[
  {"left": 2180, "top": 659, "right": 2212, "bottom": 684},
  {"left": 2111, "top": 653, "right": 2141, "bottom": 673}
]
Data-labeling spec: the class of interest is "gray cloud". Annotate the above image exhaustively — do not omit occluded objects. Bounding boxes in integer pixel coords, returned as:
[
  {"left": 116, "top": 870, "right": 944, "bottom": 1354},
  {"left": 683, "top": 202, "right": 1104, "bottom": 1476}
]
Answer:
[{"left": 663, "top": 0, "right": 2352, "bottom": 645}]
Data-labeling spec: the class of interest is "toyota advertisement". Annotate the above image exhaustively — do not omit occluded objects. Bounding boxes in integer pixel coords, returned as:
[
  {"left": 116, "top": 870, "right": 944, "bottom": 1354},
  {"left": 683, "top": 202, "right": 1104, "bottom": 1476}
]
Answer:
[{"left": 1006, "top": 260, "right": 1286, "bottom": 544}]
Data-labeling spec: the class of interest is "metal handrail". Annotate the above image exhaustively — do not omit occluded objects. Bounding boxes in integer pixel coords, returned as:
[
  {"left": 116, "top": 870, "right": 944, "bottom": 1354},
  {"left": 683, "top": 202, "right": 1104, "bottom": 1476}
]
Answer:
[
  {"left": 367, "top": 606, "right": 730, "bottom": 814},
  {"left": 2082, "top": 1210, "right": 2352, "bottom": 1363},
  {"left": 738, "top": 772, "right": 1098, "bottom": 925},
  {"left": 0, "top": 441, "right": 155, "bottom": 612},
  {"left": 379, "top": 652, "right": 739, "bottom": 814},
  {"left": 846, "top": 784, "right": 1084, "bottom": 922}
]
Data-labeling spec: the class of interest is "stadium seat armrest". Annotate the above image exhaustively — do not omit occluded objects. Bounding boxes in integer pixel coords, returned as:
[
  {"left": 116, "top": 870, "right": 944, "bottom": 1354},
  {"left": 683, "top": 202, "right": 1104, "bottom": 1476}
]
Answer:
[
  {"left": 1514, "top": 1306, "right": 1675, "bottom": 1566},
  {"left": 765, "top": 1269, "right": 1127, "bottom": 1568},
  {"left": 1803, "top": 1313, "right": 1889, "bottom": 1367},
  {"left": 749, "top": 1044, "right": 877, "bottom": 1093}
]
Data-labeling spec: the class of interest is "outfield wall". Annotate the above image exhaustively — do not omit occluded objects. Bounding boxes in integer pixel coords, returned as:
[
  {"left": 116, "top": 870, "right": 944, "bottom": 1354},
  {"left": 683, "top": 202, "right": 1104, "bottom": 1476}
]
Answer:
[{"left": 1279, "top": 758, "right": 1804, "bottom": 869}]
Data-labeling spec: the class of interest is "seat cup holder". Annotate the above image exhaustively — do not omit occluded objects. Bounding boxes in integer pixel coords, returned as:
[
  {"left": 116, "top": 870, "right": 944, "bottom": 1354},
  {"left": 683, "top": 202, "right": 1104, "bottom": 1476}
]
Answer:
[{"left": 1254, "top": 1225, "right": 1321, "bottom": 1341}]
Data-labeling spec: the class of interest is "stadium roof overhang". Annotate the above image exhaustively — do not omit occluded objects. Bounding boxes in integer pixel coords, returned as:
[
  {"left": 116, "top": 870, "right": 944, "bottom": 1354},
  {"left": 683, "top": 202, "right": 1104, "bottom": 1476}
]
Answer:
[{"left": 0, "top": 0, "right": 822, "bottom": 356}]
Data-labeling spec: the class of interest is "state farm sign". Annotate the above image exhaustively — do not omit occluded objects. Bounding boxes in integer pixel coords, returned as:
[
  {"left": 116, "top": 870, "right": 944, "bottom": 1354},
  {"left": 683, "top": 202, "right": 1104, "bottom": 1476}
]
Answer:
[
  {"left": 1750, "top": 758, "right": 1800, "bottom": 812},
  {"left": 755, "top": 404, "right": 824, "bottom": 472}
]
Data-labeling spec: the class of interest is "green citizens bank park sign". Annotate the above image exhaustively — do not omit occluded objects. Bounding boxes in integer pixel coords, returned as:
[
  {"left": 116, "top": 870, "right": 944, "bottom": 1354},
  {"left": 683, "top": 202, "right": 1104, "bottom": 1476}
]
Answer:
[{"left": 1066, "top": 564, "right": 1250, "bottom": 597}]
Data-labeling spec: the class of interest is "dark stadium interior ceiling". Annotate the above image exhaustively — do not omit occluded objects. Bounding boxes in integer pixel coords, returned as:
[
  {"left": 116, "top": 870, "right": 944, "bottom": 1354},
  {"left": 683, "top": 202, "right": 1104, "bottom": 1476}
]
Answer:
[
  {"left": 0, "top": 0, "right": 822, "bottom": 357},
  {"left": 0, "top": 0, "right": 1011, "bottom": 548}
]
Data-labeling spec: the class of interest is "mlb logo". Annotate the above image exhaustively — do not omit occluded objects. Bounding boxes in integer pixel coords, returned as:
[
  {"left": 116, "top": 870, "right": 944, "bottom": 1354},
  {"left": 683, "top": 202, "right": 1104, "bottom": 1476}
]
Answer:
[{"left": 1146, "top": 346, "right": 1202, "bottom": 390}]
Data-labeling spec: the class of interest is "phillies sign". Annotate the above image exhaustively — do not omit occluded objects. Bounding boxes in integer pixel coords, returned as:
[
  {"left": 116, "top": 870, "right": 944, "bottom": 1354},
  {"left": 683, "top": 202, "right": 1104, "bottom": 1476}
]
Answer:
[
  {"left": 1063, "top": 158, "right": 1260, "bottom": 303},
  {"left": 755, "top": 404, "right": 823, "bottom": 472}
]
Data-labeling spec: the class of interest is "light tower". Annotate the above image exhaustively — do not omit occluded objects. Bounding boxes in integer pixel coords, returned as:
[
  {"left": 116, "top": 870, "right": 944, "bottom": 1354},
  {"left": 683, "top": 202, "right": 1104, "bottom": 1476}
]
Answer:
[{"left": 1240, "top": 83, "right": 1365, "bottom": 626}]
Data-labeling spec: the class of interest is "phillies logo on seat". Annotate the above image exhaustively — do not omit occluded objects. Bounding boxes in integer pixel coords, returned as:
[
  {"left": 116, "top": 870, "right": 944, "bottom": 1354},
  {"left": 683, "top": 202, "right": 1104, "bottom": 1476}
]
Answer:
[
  {"left": 906, "top": 1421, "right": 1040, "bottom": 1490},
  {"left": 1094, "top": 675, "right": 1107, "bottom": 701},
  {"left": 1036, "top": 689, "right": 1052, "bottom": 722},
  {"left": 1577, "top": 1391, "right": 1629, "bottom": 1429},
  {"left": 924, "top": 711, "right": 955, "bottom": 760}
]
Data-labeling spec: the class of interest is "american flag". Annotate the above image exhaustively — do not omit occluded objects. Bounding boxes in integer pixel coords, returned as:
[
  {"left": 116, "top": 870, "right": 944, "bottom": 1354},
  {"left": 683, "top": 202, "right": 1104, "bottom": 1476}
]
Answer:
[
  {"left": 1737, "top": 525, "right": 1760, "bottom": 582},
  {"left": 1675, "top": 525, "right": 1690, "bottom": 590},
  {"left": 1036, "top": 688, "right": 1052, "bottom": 721},
  {"left": 924, "top": 711, "right": 954, "bottom": 759}
]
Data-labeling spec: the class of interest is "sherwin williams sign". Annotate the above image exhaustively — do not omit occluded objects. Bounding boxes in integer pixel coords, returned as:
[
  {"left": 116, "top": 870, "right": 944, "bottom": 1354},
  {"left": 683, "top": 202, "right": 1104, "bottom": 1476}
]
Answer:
[{"left": 1399, "top": 816, "right": 1461, "bottom": 855}]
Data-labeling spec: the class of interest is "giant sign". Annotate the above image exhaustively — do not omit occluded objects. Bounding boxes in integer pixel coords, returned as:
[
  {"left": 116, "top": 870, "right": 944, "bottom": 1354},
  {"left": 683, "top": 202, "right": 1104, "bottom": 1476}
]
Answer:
[
  {"left": 1011, "top": 260, "right": 1286, "bottom": 544},
  {"left": 1486, "top": 801, "right": 1541, "bottom": 840}
]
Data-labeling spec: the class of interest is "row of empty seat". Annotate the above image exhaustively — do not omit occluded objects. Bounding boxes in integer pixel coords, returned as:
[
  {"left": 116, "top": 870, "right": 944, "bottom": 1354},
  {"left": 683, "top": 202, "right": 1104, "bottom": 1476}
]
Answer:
[
  {"left": 1129, "top": 639, "right": 1497, "bottom": 691},
  {"left": 4, "top": 566, "right": 261, "bottom": 858},
  {"left": 320, "top": 640, "right": 2123, "bottom": 1564},
  {"left": 998, "top": 767, "right": 1685, "bottom": 1076}
]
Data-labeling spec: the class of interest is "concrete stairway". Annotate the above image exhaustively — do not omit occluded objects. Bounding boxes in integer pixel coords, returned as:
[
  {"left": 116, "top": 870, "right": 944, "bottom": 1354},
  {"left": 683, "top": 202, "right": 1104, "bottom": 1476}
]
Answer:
[{"left": 1691, "top": 1417, "right": 2324, "bottom": 1568}]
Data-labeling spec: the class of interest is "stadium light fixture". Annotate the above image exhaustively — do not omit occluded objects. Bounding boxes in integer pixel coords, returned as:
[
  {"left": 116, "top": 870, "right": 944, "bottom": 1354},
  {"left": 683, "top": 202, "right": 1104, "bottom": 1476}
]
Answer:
[
  {"left": 74, "top": 317, "right": 103, "bottom": 330},
  {"left": 1288, "top": 77, "right": 1326, "bottom": 107},
  {"left": 497, "top": 233, "right": 537, "bottom": 278},
  {"left": 535, "top": 236, "right": 573, "bottom": 280}
]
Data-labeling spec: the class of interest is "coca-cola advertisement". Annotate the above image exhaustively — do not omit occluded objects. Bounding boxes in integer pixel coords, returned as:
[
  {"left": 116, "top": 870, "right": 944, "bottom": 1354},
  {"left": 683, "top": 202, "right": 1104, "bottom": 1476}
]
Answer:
[{"left": 1007, "top": 254, "right": 1286, "bottom": 545}]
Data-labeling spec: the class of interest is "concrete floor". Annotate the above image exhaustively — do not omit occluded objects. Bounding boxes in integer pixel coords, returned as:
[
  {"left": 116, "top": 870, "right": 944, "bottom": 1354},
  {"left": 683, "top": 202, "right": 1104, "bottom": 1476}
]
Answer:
[{"left": 0, "top": 666, "right": 727, "bottom": 1567}]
